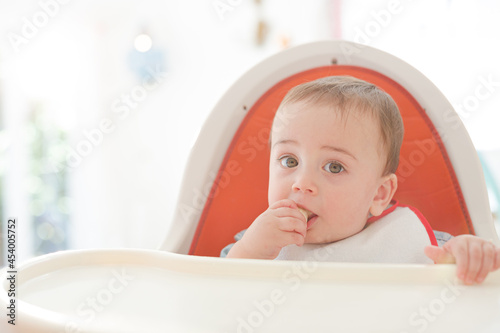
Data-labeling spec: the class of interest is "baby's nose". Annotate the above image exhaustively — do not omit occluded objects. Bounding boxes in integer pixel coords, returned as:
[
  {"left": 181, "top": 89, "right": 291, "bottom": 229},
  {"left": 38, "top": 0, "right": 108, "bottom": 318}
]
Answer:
[{"left": 292, "top": 172, "right": 318, "bottom": 194}]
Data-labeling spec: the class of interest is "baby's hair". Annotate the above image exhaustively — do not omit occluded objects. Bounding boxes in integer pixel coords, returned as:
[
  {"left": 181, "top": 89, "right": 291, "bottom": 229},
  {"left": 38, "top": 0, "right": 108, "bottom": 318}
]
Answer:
[{"left": 274, "top": 76, "right": 404, "bottom": 175}]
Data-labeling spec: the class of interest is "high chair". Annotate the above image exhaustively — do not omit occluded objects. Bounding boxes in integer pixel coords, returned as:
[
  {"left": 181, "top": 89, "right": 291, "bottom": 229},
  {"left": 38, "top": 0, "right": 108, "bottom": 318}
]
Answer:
[
  {"left": 2, "top": 41, "right": 500, "bottom": 333},
  {"left": 159, "top": 40, "right": 499, "bottom": 257}
]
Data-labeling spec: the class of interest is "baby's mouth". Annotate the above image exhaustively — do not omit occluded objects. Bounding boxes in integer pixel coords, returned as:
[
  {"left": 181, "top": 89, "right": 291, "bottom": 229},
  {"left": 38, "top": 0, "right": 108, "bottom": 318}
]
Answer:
[
  {"left": 298, "top": 207, "right": 317, "bottom": 222},
  {"left": 298, "top": 207, "right": 318, "bottom": 230}
]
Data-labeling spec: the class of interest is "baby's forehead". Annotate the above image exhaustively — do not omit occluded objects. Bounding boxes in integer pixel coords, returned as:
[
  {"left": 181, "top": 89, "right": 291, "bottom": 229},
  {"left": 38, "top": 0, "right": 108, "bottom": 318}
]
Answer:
[
  {"left": 271, "top": 101, "right": 387, "bottom": 154},
  {"left": 273, "top": 100, "right": 380, "bottom": 130}
]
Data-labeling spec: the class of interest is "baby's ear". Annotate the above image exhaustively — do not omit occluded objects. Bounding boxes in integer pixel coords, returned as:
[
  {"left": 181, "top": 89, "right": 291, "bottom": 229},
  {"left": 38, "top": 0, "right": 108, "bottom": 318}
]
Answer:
[{"left": 369, "top": 173, "right": 398, "bottom": 217}]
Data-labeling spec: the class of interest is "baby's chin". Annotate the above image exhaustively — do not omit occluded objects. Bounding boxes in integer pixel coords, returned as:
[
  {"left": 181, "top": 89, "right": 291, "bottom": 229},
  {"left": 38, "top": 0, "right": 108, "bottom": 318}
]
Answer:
[
  {"left": 304, "top": 228, "right": 362, "bottom": 244},
  {"left": 304, "top": 233, "right": 344, "bottom": 245}
]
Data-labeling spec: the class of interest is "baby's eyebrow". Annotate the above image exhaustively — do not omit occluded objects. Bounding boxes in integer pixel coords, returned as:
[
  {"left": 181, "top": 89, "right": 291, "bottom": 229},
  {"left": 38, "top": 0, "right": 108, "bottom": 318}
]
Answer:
[
  {"left": 321, "top": 145, "right": 357, "bottom": 161},
  {"left": 272, "top": 140, "right": 357, "bottom": 161},
  {"left": 272, "top": 139, "right": 298, "bottom": 148}
]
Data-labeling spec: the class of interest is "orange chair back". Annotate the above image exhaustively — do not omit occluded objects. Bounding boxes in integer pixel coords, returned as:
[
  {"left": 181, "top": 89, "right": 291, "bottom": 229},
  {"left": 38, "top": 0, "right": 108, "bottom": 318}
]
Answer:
[{"left": 189, "top": 66, "right": 474, "bottom": 257}]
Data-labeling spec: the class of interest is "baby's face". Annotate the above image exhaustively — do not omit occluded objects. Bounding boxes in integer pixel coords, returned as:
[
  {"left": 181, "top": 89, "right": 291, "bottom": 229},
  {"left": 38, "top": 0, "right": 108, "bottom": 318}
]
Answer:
[{"left": 269, "top": 101, "right": 389, "bottom": 244}]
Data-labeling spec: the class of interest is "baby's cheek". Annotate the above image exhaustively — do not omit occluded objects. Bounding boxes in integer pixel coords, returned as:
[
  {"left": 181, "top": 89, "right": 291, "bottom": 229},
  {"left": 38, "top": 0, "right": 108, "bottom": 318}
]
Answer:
[
  {"left": 267, "top": 173, "right": 290, "bottom": 204},
  {"left": 336, "top": 211, "right": 367, "bottom": 236},
  {"left": 267, "top": 174, "right": 278, "bottom": 204},
  {"left": 267, "top": 182, "right": 283, "bottom": 206}
]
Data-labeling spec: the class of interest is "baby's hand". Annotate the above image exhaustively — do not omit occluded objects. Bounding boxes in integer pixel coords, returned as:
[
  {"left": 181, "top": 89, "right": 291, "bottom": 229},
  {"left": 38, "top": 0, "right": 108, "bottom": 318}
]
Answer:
[
  {"left": 226, "top": 199, "right": 307, "bottom": 259},
  {"left": 424, "top": 235, "right": 500, "bottom": 284}
]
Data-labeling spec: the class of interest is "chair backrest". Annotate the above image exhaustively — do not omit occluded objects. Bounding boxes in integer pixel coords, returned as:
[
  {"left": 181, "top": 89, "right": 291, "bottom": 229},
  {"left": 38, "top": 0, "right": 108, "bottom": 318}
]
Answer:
[{"left": 159, "top": 41, "right": 497, "bottom": 256}]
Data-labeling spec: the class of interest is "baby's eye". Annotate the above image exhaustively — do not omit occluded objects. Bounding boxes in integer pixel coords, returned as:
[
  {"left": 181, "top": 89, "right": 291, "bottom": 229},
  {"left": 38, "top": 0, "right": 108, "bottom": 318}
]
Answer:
[
  {"left": 279, "top": 156, "right": 299, "bottom": 168},
  {"left": 324, "top": 161, "right": 344, "bottom": 174}
]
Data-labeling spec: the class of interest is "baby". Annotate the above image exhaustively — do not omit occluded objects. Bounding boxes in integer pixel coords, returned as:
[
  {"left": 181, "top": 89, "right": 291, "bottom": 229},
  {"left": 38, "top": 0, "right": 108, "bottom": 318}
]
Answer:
[{"left": 224, "top": 76, "right": 500, "bottom": 285}]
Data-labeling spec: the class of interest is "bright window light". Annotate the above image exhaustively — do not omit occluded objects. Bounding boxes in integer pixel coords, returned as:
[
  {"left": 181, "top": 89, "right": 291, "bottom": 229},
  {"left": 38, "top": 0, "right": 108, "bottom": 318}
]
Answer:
[{"left": 134, "top": 33, "right": 152, "bottom": 52}]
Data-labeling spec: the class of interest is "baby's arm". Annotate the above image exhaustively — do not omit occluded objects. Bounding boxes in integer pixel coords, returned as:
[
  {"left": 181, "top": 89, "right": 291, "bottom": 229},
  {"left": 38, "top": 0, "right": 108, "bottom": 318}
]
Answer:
[
  {"left": 425, "top": 235, "right": 500, "bottom": 284},
  {"left": 226, "top": 199, "right": 307, "bottom": 259}
]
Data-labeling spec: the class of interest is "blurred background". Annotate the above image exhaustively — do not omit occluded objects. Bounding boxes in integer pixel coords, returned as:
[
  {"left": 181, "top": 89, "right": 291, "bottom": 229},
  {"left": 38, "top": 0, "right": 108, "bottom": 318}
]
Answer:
[{"left": 1, "top": 0, "right": 499, "bottom": 263}]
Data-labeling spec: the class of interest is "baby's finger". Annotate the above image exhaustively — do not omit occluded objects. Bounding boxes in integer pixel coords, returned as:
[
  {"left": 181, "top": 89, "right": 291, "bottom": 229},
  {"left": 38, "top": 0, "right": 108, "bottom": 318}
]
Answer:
[
  {"left": 278, "top": 217, "right": 307, "bottom": 238},
  {"left": 444, "top": 241, "right": 468, "bottom": 282},
  {"left": 424, "top": 245, "right": 455, "bottom": 264},
  {"left": 271, "top": 224, "right": 306, "bottom": 248},
  {"left": 463, "top": 241, "right": 482, "bottom": 285},
  {"left": 494, "top": 247, "right": 500, "bottom": 271},
  {"left": 475, "top": 242, "right": 496, "bottom": 283},
  {"left": 273, "top": 206, "right": 307, "bottom": 223},
  {"left": 269, "top": 199, "right": 298, "bottom": 210},
  {"left": 287, "top": 231, "right": 306, "bottom": 247}
]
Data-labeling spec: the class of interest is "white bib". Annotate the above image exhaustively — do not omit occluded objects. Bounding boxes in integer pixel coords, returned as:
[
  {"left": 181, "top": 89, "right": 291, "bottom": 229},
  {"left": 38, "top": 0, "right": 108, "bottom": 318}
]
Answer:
[{"left": 276, "top": 204, "right": 436, "bottom": 264}]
